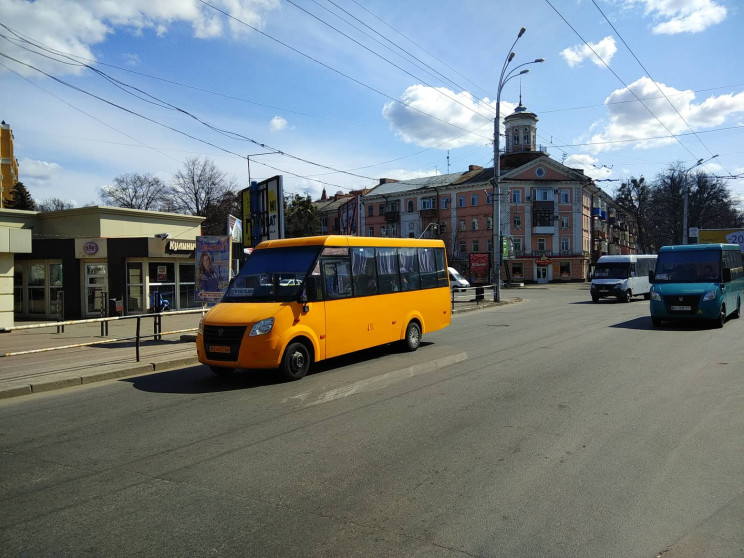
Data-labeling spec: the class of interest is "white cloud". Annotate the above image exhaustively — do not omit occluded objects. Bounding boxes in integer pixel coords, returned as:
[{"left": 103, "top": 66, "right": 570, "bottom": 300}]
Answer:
[
  {"left": 587, "top": 77, "right": 744, "bottom": 152},
  {"left": 0, "top": 0, "right": 279, "bottom": 76},
  {"left": 269, "top": 115, "right": 287, "bottom": 132},
  {"left": 382, "top": 85, "right": 503, "bottom": 149},
  {"left": 563, "top": 154, "right": 614, "bottom": 181},
  {"left": 628, "top": 0, "right": 727, "bottom": 34},
  {"left": 18, "top": 159, "right": 62, "bottom": 185},
  {"left": 122, "top": 53, "right": 140, "bottom": 66},
  {"left": 560, "top": 36, "right": 617, "bottom": 68}
]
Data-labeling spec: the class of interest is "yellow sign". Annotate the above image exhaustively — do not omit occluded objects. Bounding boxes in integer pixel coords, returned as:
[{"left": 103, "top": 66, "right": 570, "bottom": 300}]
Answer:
[{"left": 698, "top": 229, "right": 744, "bottom": 252}]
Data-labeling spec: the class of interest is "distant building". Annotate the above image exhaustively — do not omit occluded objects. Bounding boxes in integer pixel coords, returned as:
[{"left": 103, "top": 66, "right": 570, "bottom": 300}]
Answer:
[
  {"left": 0, "top": 121, "right": 20, "bottom": 207},
  {"left": 361, "top": 102, "right": 637, "bottom": 284},
  {"left": 313, "top": 188, "right": 368, "bottom": 236}
]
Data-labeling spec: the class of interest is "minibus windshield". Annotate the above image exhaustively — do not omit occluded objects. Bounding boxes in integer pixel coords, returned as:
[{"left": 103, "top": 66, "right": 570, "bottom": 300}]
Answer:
[
  {"left": 222, "top": 245, "right": 322, "bottom": 302},
  {"left": 593, "top": 262, "right": 630, "bottom": 279},
  {"left": 654, "top": 250, "right": 721, "bottom": 283}
]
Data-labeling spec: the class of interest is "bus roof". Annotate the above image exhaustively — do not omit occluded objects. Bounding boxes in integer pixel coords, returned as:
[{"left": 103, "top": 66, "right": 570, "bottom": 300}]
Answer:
[
  {"left": 254, "top": 235, "right": 445, "bottom": 250},
  {"left": 658, "top": 243, "right": 740, "bottom": 253},
  {"left": 596, "top": 254, "right": 656, "bottom": 263}
]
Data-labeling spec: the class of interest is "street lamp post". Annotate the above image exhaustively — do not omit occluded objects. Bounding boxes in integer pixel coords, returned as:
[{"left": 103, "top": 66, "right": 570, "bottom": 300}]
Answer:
[
  {"left": 492, "top": 28, "right": 543, "bottom": 302},
  {"left": 682, "top": 154, "right": 718, "bottom": 244}
]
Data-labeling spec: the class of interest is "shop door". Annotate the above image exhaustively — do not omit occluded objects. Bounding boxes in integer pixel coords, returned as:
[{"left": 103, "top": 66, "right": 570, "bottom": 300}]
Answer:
[
  {"left": 536, "top": 266, "right": 549, "bottom": 284},
  {"left": 85, "top": 263, "right": 108, "bottom": 317}
]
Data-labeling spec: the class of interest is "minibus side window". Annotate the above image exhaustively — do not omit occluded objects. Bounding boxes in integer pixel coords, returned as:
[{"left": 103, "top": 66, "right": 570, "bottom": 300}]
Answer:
[
  {"left": 322, "top": 260, "right": 352, "bottom": 299},
  {"left": 399, "top": 248, "right": 420, "bottom": 291},
  {"left": 351, "top": 247, "right": 378, "bottom": 296},
  {"left": 376, "top": 248, "right": 401, "bottom": 293}
]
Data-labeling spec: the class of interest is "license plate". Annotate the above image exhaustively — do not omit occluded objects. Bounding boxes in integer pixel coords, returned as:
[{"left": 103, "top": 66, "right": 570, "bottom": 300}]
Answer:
[
  {"left": 209, "top": 345, "right": 231, "bottom": 353},
  {"left": 670, "top": 305, "right": 691, "bottom": 311},
  {"left": 599, "top": 289, "right": 609, "bottom": 293}
]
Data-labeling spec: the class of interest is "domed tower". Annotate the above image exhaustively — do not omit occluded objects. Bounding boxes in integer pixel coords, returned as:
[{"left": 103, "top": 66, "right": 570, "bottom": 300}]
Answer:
[{"left": 504, "top": 96, "right": 538, "bottom": 154}]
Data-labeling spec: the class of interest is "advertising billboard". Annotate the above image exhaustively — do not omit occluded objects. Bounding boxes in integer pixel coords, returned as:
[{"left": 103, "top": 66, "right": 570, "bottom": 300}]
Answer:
[
  {"left": 196, "top": 236, "right": 230, "bottom": 303},
  {"left": 698, "top": 229, "right": 744, "bottom": 252},
  {"left": 240, "top": 175, "right": 285, "bottom": 248}
]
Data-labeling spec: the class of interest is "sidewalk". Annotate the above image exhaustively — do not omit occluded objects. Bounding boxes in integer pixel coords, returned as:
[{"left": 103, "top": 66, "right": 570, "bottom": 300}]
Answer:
[{"left": 0, "top": 295, "right": 521, "bottom": 400}]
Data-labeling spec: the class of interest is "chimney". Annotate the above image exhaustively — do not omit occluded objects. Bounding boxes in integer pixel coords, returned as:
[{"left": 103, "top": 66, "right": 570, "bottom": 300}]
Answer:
[
  {"left": 378, "top": 178, "right": 399, "bottom": 185},
  {"left": 469, "top": 165, "right": 484, "bottom": 171}
]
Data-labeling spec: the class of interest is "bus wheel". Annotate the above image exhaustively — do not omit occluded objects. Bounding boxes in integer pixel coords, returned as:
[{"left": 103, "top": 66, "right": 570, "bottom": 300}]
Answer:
[
  {"left": 403, "top": 321, "right": 421, "bottom": 352},
  {"left": 621, "top": 290, "right": 631, "bottom": 303},
  {"left": 210, "top": 366, "right": 234, "bottom": 376},
  {"left": 714, "top": 305, "right": 726, "bottom": 328},
  {"left": 280, "top": 341, "right": 310, "bottom": 381}
]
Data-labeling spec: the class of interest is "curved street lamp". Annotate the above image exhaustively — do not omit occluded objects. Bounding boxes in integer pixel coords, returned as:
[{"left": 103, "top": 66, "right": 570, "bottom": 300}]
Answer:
[
  {"left": 492, "top": 28, "right": 544, "bottom": 301},
  {"left": 682, "top": 154, "right": 719, "bottom": 244}
]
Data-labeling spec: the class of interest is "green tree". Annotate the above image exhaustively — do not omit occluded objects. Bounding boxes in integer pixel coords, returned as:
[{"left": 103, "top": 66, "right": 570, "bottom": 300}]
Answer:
[
  {"left": 4, "top": 182, "right": 35, "bottom": 210},
  {"left": 284, "top": 193, "right": 321, "bottom": 237}
]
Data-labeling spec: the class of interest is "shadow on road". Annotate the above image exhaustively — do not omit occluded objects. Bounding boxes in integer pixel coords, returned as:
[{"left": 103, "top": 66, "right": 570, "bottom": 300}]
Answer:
[{"left": 123, "top": 341, "right": 433, "bottom": 395}]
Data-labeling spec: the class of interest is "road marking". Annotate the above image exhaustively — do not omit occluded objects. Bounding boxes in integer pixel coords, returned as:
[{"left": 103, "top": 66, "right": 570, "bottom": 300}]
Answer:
[{"left": 299, "top": 352, "right": 468, "bottom": 407}]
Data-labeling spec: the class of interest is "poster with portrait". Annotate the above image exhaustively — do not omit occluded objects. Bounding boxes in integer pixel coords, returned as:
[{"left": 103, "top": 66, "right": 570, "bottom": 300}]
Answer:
[{"left": 196, "top": 235, "right": 230, "bottom": 303}]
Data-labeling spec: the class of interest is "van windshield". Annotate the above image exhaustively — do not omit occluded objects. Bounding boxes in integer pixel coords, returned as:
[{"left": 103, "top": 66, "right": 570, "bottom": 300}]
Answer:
[
  {"left": 222, "top": 245, "right": 322, "bottom": 302},
  {"left": 654, "top": 250, "right": 720, "bottom": 283},
  {"left": 593, "top": 262, "right": 630, "bottom": 279}
]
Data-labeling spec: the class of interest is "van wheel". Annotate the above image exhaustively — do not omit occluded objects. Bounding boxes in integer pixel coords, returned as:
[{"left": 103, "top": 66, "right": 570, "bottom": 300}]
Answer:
[
  {"left": 651, "top": 317, "right": 662, "bottom": 327},
  {"left": 209, "top": 366, "right": 234, "bottom": 376},
  {"left": 280, "top": 341, "right": 310, "bottom": 381},
  {"left": 403, "top": 321, "right": 421, "bottom": 352},
  {"left": 591, "top": 295, "right": 599, "bottom": 303},
  {"left": 621, "top": 290, "right": 631, "bottom": 303},
  {"left": 714, "top": 305, "right": 726, "bottom": 328}
]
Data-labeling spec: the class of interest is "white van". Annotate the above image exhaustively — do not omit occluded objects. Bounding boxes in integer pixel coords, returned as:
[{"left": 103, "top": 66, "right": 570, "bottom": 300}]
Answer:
[
  {"left": 590, "top": 254, "right": 657, "bottom": 303},
  {"left": 448, "top": 267, "right": 470, "bottom": 291}
]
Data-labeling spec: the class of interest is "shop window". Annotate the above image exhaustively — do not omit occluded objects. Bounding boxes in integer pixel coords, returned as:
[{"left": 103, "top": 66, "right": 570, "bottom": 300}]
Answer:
[
  {"left": 512, "top": 263, "right": 524, "bottom": 279},
  {"left": 149, "top": 262, "right": 175, "bottom": 311},
  {"left": 127, "top": 262, "right": 144, "bottom": 313},
  {"left": 28, "top": 264, "right": 45, "bottom": 314},
  {"left": 179, "top": 263, "right": 197, "bottom": 309},
  {"left": 13, "top": 269, "right": 23, "bottom": 313},
  {"left": 560, "top": 262, "right": 571, "bottom": 278},
  {"left": 49, "top": 263, "right": 63, "bottom": 318}
]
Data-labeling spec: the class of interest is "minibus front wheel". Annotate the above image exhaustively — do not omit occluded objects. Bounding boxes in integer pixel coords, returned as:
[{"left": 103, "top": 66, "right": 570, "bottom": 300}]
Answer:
[
  {"left": 280, "top": 341, "right": 311, "bottom": 381},
  {"left": 714, "top": 305, "right": 726, "bottom": 328}
]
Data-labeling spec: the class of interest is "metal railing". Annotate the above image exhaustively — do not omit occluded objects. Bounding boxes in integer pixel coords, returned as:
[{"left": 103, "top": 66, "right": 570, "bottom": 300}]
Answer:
[{"left": 0, "top": 308, "right": 206, "bottom": 362}]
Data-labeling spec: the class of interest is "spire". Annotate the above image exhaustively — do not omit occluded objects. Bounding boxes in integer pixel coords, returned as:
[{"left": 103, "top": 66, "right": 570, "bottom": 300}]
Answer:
[{"left": 321, "top": 187, "right": 327, "bottom": 201}]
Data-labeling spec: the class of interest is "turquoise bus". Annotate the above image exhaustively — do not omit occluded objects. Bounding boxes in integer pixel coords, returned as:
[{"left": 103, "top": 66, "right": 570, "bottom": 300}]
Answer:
[{"left": 649, "top": 243, "right": 744, "bottom": 327}]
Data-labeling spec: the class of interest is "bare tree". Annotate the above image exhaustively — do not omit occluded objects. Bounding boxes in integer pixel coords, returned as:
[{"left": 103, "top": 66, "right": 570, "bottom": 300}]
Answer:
[
  {"left": 100, "top": 173, "right": 167, "bottom": 210},
  {"left": 167, "top": 157, "right": 237, "bottom": 217},
  {"left": 35, "top": 197, "right": 76, "bottom": 212}
]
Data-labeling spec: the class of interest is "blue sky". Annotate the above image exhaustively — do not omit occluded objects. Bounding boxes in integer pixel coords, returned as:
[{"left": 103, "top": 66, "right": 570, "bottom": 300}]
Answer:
[{"left": 1, "top": 0, "right": 742, "bottom": 209}]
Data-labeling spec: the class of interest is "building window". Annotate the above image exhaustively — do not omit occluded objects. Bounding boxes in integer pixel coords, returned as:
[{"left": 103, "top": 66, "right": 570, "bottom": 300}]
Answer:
[
  {"left": 561, "top": 237, "right": 570, "bottom": 253},
  {"left": 378, "top": 204, "right": 384, "bottom": 216},
  {"left": 560, "top": 190, "right": 570, "bottom": 203},
  {"left": 487, "top": 216, "right": 493, "bottom": 230},
  {"left": 561, "top": 216, "right": 569, "bottom": 229},
  {"left": 441, "top": 197, "right": 450, "bottom": 209},
  {"left": 458, "top": 241, "right": 466, "bottom": 254},
  {"left": 536, "top": 189, "right": 551, "bottom": 201},
  {"left": 459, "top": 219, "right": 466, "bottom": 231},
  {"left": 487, "top": 238, "right": 493, "bottom": 253},
  {"left": 512, "top": 190, "right": 521, "bottom": 203},
  {"left": 471, "top": 194, "right": 478, "bottom": 206},
  {"left": 458, "top": 196, "right": 465, "bottom": 208},
  {"left": 368, "top": 205, "right": 374, "bottom": 217},
  {"left": 421, "top": 197, "right": 434, "bottom": 210},
  {"left": 486, "top": 192, "right": 494, "bottom": 204},
  {"left": 408, "top": 222, "right": 415, "bottom": 236},
  {"left": 369, "top": 226, "right": 374, "bottom": 236},
  {"left": 513, "top": 215, "right": 521, "bottom": 229},
  {"left": 472, "top": 239, "right": 479, "bottom": 252},
  {"left": 407, "top": 200, "right": 414, "bottom": 213},
  {"left": 472, "top": 218, "right": 478, "bottom": 231},
  {"left": 560, "top": 262, "right": 571, "bottom": 278},
  {"left": 513, "top": 237, "right": 523, "bottom": 255},
  {"left": 512, "top": 263, "right": 524, "bottom": 279},
  {"left": 537, "top": 238, "right": 546, "bottom": 251}
]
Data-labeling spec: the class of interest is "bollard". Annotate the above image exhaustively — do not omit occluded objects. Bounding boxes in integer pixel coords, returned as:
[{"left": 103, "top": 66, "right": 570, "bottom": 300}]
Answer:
[{"left": 475, "top": 286, "right": 484, "bottom": 302}]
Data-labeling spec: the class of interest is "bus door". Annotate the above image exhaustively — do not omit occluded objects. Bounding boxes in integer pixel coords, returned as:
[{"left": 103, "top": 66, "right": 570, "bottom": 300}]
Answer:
[{"left": 321, "top": 258, "right": 375, "bottom": 358}]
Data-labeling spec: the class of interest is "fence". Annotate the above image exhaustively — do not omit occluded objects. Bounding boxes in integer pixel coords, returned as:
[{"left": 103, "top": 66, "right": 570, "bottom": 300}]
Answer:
[{"left": 0, "top": 308, "right": 205, "bottom": 363}]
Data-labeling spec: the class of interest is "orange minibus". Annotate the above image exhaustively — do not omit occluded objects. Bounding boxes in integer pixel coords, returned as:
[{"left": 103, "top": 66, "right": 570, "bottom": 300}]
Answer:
[{"left": 196, "top": 235, "right": 452, "bottom": 380}]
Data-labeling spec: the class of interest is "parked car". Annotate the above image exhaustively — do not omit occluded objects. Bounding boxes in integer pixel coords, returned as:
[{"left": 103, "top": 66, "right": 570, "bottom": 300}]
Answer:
[{"left": 448, "top": 267, "right": 470, "bottom": 291}]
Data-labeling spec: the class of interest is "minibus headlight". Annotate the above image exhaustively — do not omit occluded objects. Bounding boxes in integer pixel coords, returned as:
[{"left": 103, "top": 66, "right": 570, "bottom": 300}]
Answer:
[
  {"left": 703, "top": 289, "right": 717, "bottom": 301},
  {"left": 650, "top": 289, "right": 661, "bottom": 301},
  {"left": 249, "top": 317, "right": 275, "bottom": 336}
]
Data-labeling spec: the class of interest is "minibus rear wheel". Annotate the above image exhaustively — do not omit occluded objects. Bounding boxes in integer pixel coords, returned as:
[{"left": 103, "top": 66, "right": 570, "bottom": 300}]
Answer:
[
  {"left": 403, "top": 321, "right": 421, "bottom": 352},
  {"left": 280, "top": 341, "right": 311, "bottom": 381}
]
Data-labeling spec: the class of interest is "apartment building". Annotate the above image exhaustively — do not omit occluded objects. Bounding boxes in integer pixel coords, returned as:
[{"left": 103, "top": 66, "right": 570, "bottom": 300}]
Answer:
[
  {"left": 1, "top": 121, "right": 20, "bottom": 206},
  {"left": 361, "top": 103, "right": 637, "bottom": 284}
]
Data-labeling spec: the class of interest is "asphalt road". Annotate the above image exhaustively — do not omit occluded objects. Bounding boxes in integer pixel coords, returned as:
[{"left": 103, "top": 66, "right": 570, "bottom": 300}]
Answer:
[{"left": 1, "top": 283, "right": 742, "bottom": 557}]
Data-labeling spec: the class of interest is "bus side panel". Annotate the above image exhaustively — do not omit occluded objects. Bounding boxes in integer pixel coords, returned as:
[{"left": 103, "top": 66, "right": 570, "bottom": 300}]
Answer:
[
  {"left": 324, "top": 297, "right": 393, "bottom": 359},
  {"left": 281, "top": 300, "right": 326, "bottom": 364}
]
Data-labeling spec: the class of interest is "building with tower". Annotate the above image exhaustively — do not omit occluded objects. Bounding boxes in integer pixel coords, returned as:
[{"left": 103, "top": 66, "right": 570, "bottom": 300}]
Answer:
[{"left": 360, "top": 101, "right": 637, "bottom": 284}]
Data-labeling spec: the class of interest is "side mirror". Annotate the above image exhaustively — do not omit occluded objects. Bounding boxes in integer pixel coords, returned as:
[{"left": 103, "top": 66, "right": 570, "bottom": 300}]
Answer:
[
  {"left": 648, "top": 270, "right": 655, "bottom": 282},
  {"left": 722, "top": 268, "right": 732, "bottom": 283}
]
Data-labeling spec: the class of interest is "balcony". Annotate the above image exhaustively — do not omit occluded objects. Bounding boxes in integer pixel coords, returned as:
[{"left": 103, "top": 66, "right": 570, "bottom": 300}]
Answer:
[
  {"left": 420, "top": 208, "right": 437, "bottom": 219},
  {"left": 533, "top": 225, "right": 555, "bottom": 234},
  {"left": 384, "top": 210, "right": 399, "bottom": 222}
]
